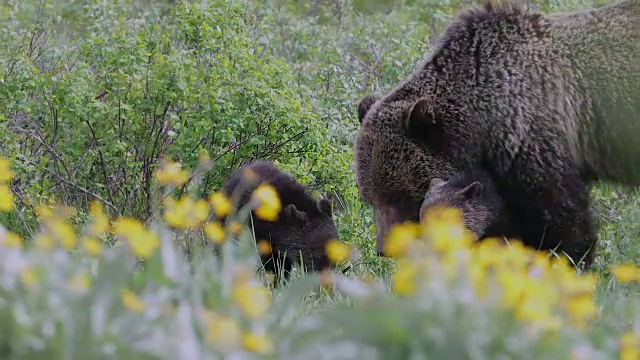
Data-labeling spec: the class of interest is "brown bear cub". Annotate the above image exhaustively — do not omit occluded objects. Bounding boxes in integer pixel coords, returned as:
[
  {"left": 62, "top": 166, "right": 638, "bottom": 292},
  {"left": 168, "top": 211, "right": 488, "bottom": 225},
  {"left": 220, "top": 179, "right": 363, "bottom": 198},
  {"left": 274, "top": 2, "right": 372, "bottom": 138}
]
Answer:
[
  {"left": 355, "top": 0, "right": 639, "bottom": 268},
  {"left": 419, "top": 169, "right": 515, "bottom": 243},
  {"left": 220, "top": 160, "right": 339, "bottom": 281}
]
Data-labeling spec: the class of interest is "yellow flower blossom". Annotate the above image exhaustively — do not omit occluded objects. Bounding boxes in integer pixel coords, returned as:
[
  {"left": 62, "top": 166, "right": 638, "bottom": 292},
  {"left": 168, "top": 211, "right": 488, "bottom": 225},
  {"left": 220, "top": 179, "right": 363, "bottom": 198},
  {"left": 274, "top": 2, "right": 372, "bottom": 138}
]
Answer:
[
  {"left": 21, "top": 267, "right": 39, "bottom": 289},
  {"left": 209, "top": 192, "right": 233, "bottom": 218},
  {"left": 383, "top": 222, "right": 419, "bottom": 258},
  {"left": 611, "top": 263, "right": 640, "bottom": 284},
  {"left": 0, "top": 157, "right": 14, "bottom": 182},
  {"left": 35, "top": 204, "right": 54, "bottom": 220},
  {"left": 232, "top": 279, "right": 271, "bottom": 319},
  {"left": 251, "top": 184, "right": 281, "bottom": 221},
  {"left": 325, "top": 239, "right": 350, "bottom": 264},
  {"left": 48, "top": 219, "right": 77, "bottom": 250},
  {"left": 243, "top": 333, "right": 274, "bottom": 354},
  {"left": 89, "top": 200, "right": 110, "bottom": 236},
  {"left": 164, "top": 195, "right": 209, "bottom": 229},
  {"left": 204, "top": 222, "right": 225, "bottom": 244},
  {"left": 0, "top": 184, "right": 14, "bottom": 212},
  {"left": 81, "top": 236, "right": 103, "bottom": 257},
  {"left": 565, "top": 295, "right": 597, "bottom": 327},
  {"left": 620, "top": 332, "right": 639, "bottom": 360},
  {"left": 229, "top": 221, "right": 244, "bottom": 237},
  {"left": 121, "top": 288, "right": 145, "bottom": 313},
  {"left": 256, "top": 239, "right": 272, "bottom": 255},
  {"left": 2, "top": 231, "right": 23, "bottom": 248},
  {"left": 155, "top": 159, "right": 189, "bottom": 187},
  {"left": 69, "top": 273, "right": 91, "bottom": 293},
  {"left": 113, "top": 218, "right": 159, "bottom": 259},
  {"left": 34, "top": 233, "right": 54, "bottom": 250},
  {"left": 206, "top": 315, "right": 242, "bottom": 351},
  {"left": 391, "top": 260, "right": 418, "bottom": 297}
]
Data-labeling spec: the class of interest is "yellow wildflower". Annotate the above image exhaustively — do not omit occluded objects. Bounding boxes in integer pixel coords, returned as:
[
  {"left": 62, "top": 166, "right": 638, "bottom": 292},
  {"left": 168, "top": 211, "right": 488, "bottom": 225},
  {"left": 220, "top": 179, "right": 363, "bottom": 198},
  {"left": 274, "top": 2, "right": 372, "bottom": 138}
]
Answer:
[
  {"left": 206, "top": 315, "right": 242, "bottom": 351},
  {"left": 112, "top": 218, "right": 159, "bottom": 259},
  {"left": 34, "top": 233, "right": 54, "bottom": 250},
  {"left": 251, "top": 184, "right": 281, "bottom": 221},
  {"left": 155, "top": 159, "right": 189, "bottom": 187},
  {"left": 121, "top": 288, "right": 145, "bottom": 313},
  {"left": 620, "top": 332, "right": 639, "bottom": 360},
  {"left": 0, "top": 157, "right": 14, "bottom": 182},
  {"left": 204, "top": 222, "right": 225, "bottom": 244},
  {"left": 0, "top": 184, "right": 14, "bottom": 212},
  {"left": 256, "top": 239, "right": 272, "bottom": 255},
  {"left": 198, "top": 152, "right": 213, "bottom": 170},
  {"left": 611, "top": 263, "right": 640, "bottom": 284},
  {"left": 81, "top": 236, "right": 103, "bottom": 257},
  {"left": 209, "top": 192, "right": 233, "bottom": 218},
  {"left": 565, "top": 295, "right": 597, "bottom": 327},
  {"left": 35, "top": 204, "right": 54, "bottom": 220},
  {"left": 21, "top": 267, "right": 39, "bottom": 289},
  {"left": 325, "top": 239, "right": 350, "bottom": 264},
  {"left": 383, "top": 222, "right": 419, "bottom": 258},
  {"left": 89, "top": 200, "right": 110, "bottom": 236},
  {"left": 69, "top": 272, "right": 91, "bottom": 293},
  {"left": 164, "top": 195, "right": 209, "bottom": 229},
  {"left": 229, "top": 221, "right": 244, "bottom": 236},
  {"left": 2, "top": 231, "right": 23, "bottom": 248},
  {"left": 48, "top": 219, "right": 77, "bottom": 250},
  {"left": 390, "top": 260, "right": 418, "bottom": 296},
  {"left": 243, "top": 333, "right": 274, "bottom": 354},
  {"left": 232, "top": 279, "right": 271, "bottom": 319}
]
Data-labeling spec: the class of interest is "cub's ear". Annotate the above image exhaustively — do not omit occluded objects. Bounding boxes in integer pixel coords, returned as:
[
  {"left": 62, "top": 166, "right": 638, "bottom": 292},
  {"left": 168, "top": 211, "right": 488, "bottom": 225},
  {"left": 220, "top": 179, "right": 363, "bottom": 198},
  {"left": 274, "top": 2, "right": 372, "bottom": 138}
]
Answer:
[
  {"left": 458, "top": 181, "right": 483, "bottom": 199},
  {"left": 401, "top": 97, "right": 438, "bottom": 137},
  {"left": 317, "top": 198, "right": 332, "bottom": 216},
  {"left": 284, "top": 204, "right": 307, "bottom": 225},
  {"left": 357, "top": 94, "right": 381, "bottom": 124}
]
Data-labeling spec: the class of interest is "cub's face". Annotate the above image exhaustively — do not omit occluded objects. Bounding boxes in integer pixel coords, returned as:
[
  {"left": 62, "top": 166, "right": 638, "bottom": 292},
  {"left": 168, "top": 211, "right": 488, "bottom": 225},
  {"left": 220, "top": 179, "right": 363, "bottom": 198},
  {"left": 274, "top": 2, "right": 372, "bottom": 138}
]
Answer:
[{"left": 354, "top": 94, "right": 457, "bottom": 255}]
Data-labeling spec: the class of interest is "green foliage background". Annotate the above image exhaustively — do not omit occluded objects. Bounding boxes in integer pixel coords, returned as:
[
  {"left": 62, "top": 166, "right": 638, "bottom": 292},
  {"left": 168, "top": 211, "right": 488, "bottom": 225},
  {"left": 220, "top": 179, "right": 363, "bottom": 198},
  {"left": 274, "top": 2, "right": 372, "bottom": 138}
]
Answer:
[{"left": 0, "top": 0, "right": 638, "bottom": 358}]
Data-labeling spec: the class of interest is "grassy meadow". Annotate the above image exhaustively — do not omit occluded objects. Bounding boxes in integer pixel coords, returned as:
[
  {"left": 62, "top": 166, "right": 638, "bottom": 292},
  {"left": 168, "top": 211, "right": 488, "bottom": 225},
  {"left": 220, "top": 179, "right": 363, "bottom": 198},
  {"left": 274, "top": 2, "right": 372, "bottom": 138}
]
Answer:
[{"left": 0, "top": 0, "right": 638, "bottom": 358}]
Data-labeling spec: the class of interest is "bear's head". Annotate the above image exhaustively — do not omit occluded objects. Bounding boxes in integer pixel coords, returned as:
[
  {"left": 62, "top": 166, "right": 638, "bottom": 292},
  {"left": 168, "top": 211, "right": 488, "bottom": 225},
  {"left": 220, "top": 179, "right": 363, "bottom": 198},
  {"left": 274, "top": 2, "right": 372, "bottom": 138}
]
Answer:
[
  {"left": 276, "top": 197, "right": 338, "bottom": 273},
  {"left": 419, "top": 170, "right": 506, "bottom": 240},
  {"left": 354, "top": 92, "right": 475, "bottom": 255}
]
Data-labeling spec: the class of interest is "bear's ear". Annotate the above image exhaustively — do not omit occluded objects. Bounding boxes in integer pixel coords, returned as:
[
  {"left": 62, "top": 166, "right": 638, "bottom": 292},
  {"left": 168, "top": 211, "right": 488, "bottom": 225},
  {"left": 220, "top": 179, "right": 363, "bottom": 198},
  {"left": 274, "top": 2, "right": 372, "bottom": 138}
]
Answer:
[
  {"left": 429, "top": 177, "right": 445, "bottom": 189},
  {"left": 317, "top": 198, "right": 332, "bottom": 216},
  {"left": 458, "top": 181, "right": 483, "bottom": 200},
  {"left": 357, "top": 94, "right": 381, "bottom": 124},
  {"left": 284, "top": 204, "right": 307, "bottom": 225},
  {"left": 401, "top": 97, "right": 437, "bottom": 137}
]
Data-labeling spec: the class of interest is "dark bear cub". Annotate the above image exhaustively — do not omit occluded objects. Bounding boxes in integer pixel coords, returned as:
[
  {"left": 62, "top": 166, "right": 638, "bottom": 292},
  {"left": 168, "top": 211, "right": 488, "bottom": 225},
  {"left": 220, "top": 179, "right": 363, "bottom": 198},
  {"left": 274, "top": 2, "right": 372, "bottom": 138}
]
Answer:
[
  {"left": 419, "top": 169, "right": 514, "bottom": 242},
  {"left": 220, "top": 160, "right": 339, "bottom": 281}
]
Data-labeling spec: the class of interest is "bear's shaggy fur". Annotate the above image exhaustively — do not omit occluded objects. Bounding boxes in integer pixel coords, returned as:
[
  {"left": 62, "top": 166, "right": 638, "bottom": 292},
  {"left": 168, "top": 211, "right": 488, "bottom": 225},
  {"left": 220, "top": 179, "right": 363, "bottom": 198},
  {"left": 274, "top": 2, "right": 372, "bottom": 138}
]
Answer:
[
  {"left": 419, "top": 169, "right": 513, "bottom": 242},
  {"left": 221, "top": 161, "right": 339, "bottom": 280},
  {"left": 355, "top": 0, "right": 639, "bottom": 267}
]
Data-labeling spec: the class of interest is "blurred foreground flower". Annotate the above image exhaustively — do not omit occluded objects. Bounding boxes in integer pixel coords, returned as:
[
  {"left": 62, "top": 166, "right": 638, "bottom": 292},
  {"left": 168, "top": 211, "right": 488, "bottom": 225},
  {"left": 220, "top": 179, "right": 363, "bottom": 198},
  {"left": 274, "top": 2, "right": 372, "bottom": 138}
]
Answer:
[
  {"left": 611, "top": 263, "right": 640, "bottom": 283},
  {"left": 232, "top": 278, "right": 271, "bottom": 319},
  {"left": 204, "top": 222, "right": 225, "bottom": 244},
  {"left": 89, "top": 200, "right": 110, "bottom": 236},
  {"left": 243, "top": 332, "right": 274, "bottom": 354},
  {"left": 155, "top": 159, "right": 189, "bottom": 187},
  {"left": 383, "top": 222, "right": 419, "bottom": 258},
  {"left": 0, "top": 157, "right": 14, "bottom": 182},
  {"left": 113, "top": 218, "right": 159, "bottom": 259},
  {"left": 121, "top": 288, "right": 145, "bottom": 313},
  {"left": 164, "top": 195, "right": 209, "bottom": 229},
  {"left": 251, "top": 184, "right": 281, "bottom": 221},
  {"left": 325, "top": 239, "right": 350, "bottom": 264},
  {"left": 0, "top": 184, "right": 14, "bottom": 212},
  {"left": 209, "top": 192, "right": 233, "bottom": 218},
  {"left": 205, "top": 313, "right": 242, "bottom": 352},
  {"left": 620, "top": 332, "right": 639, "bottom": 360},
  {"left": 2, "top": 231, "right": 23, "bottom": 248}
]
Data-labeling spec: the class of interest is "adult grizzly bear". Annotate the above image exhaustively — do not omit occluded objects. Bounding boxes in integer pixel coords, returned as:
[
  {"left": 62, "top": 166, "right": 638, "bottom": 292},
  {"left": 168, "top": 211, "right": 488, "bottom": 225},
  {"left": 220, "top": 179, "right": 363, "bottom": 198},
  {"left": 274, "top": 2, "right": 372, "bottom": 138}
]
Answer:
[
  {"left": 419, "top": 169, "right": 513, "bottom": 242},
  {"left": 221, "top": 160, "right": 339, "bottom": 280},
  {"left": 355, "top": 0, "right": 640, "bottom": 267}
]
